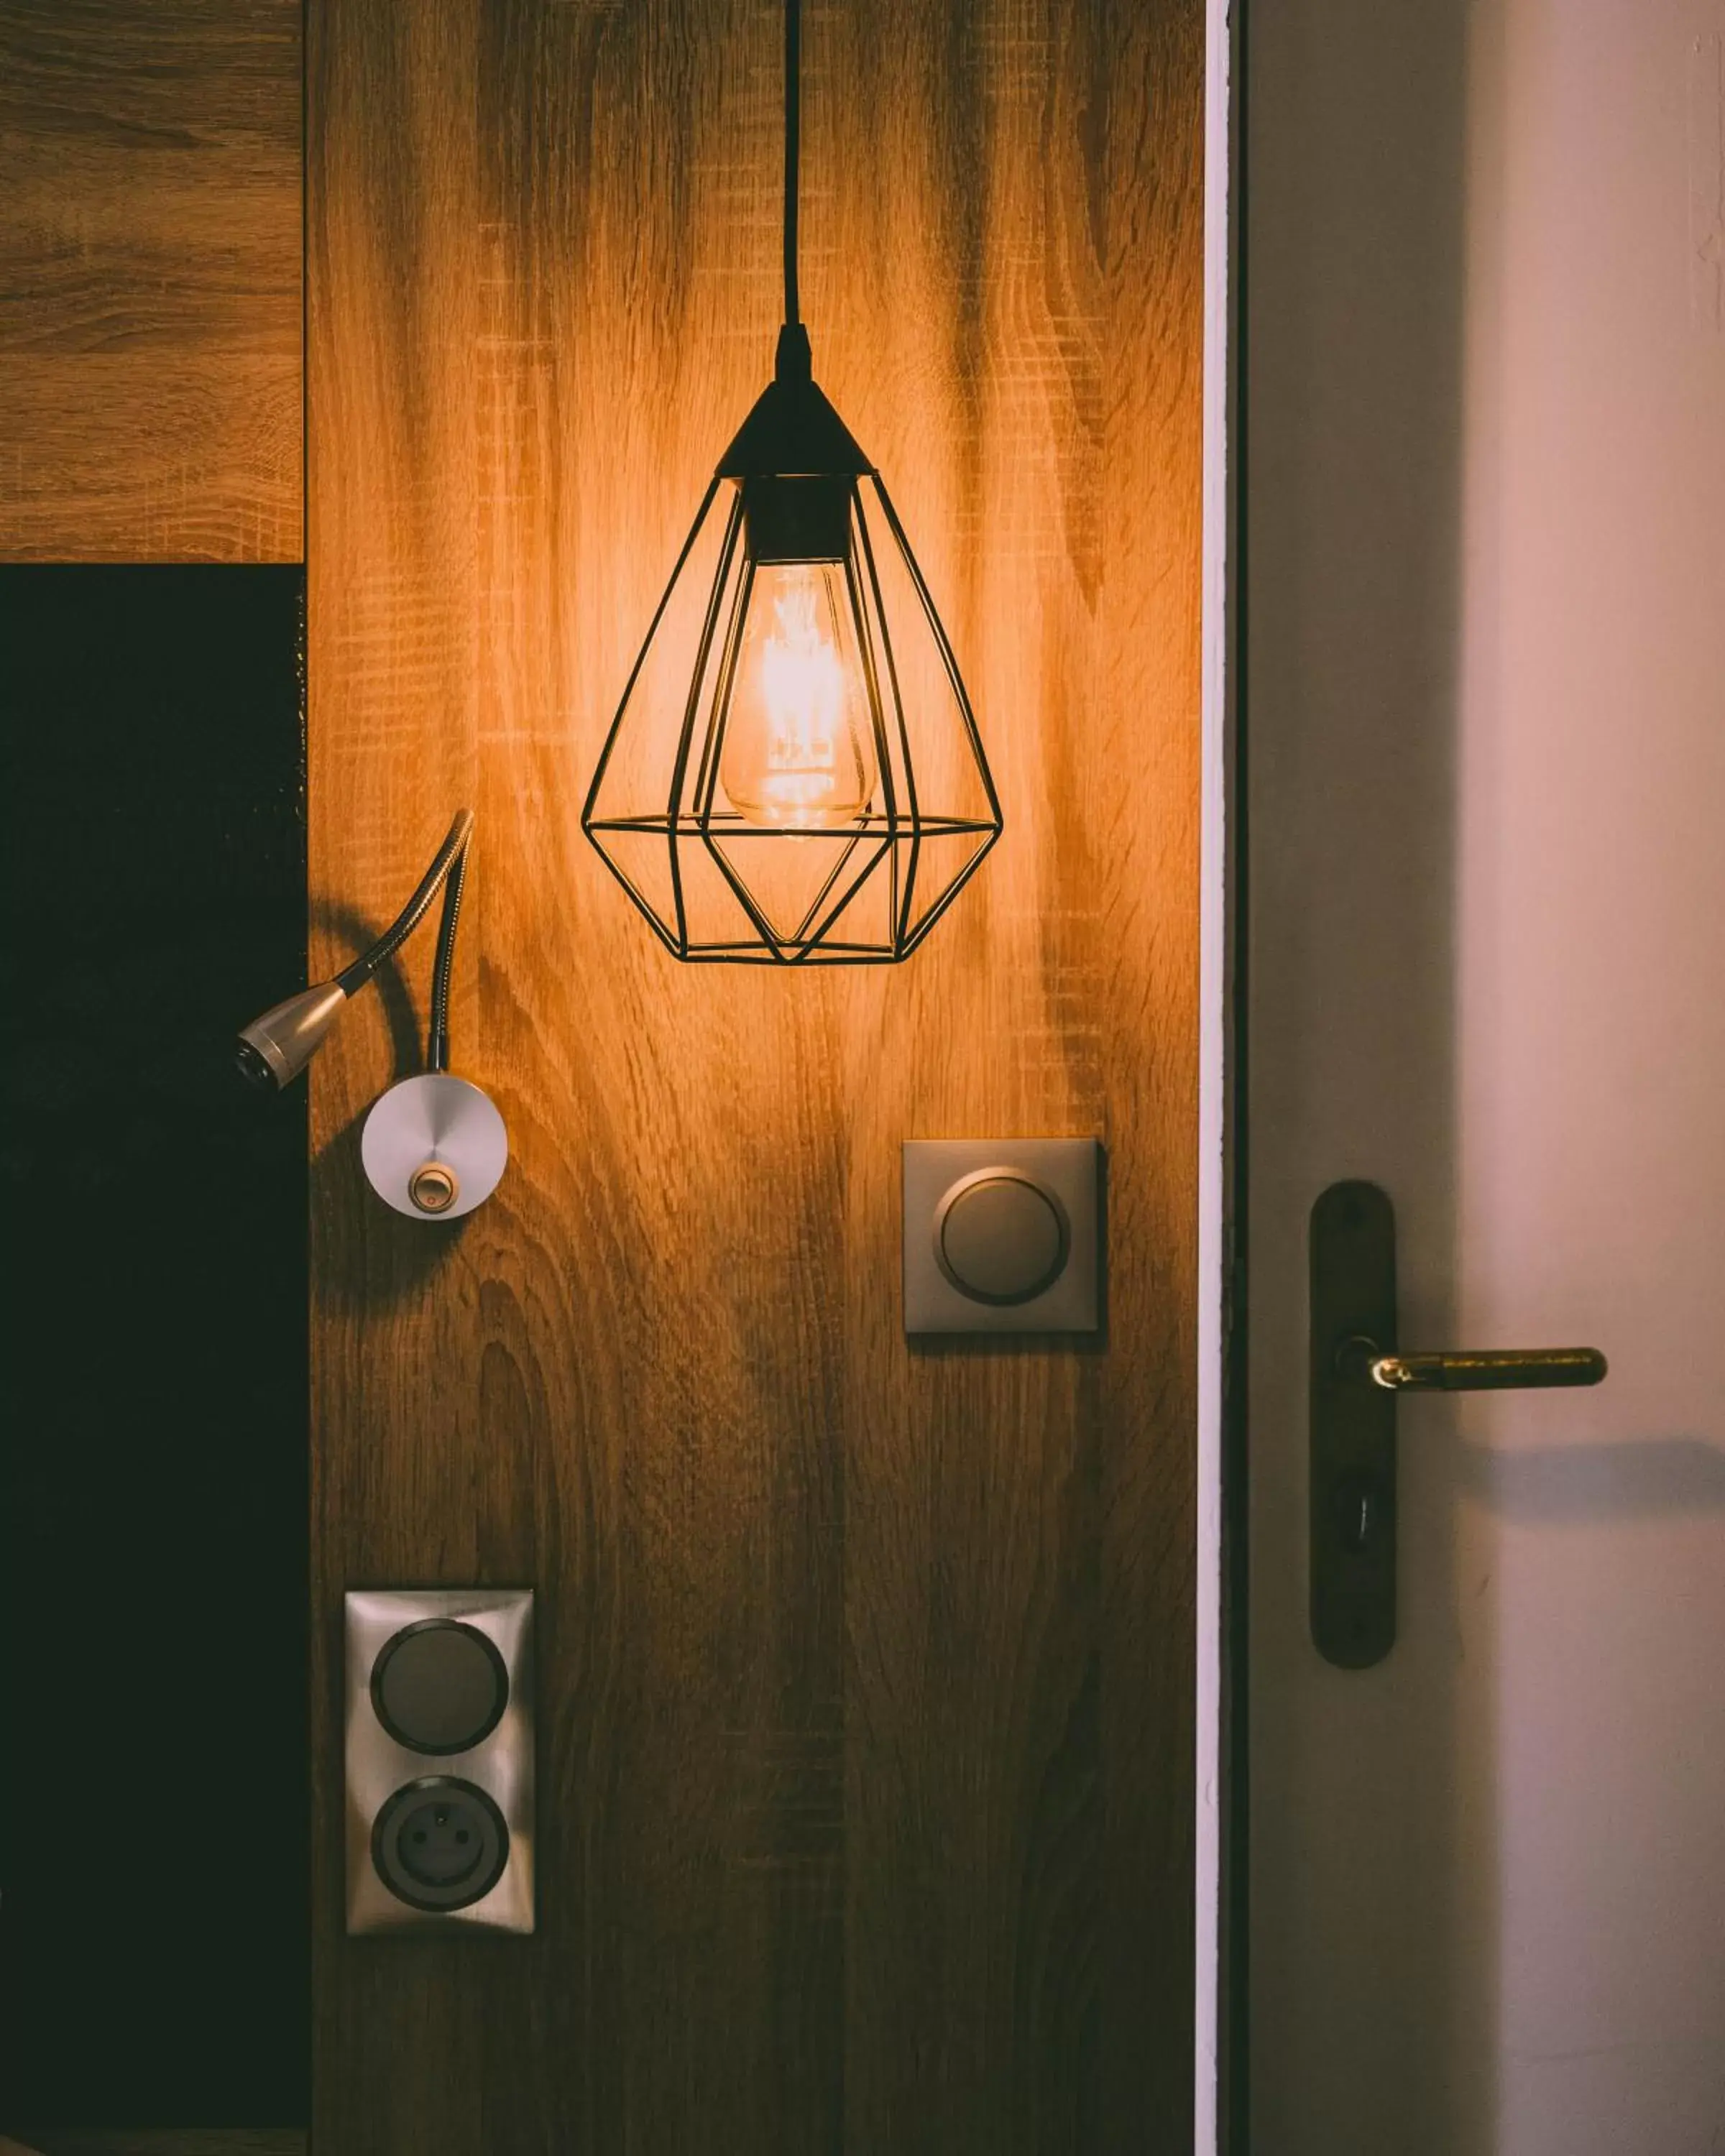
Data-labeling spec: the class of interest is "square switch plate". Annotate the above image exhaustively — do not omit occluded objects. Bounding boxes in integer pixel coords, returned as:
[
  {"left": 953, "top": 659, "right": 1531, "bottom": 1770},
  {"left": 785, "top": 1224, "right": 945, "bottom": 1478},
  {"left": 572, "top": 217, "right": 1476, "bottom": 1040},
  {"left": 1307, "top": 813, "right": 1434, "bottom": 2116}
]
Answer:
[
  {"left": 903, "top": 1138, "right": 1103, "bottom": 1335},
  {"left": 346, "top": 1587, "right": 535, "bottom": 1936}
]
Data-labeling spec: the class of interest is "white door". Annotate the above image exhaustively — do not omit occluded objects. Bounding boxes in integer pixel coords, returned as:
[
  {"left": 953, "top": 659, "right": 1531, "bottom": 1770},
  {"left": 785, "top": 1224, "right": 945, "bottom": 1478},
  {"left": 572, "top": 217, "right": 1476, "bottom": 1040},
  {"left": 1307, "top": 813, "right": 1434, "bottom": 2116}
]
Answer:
[{"left": 1245, "top": 1, "right": 1725, "bottom": 2150}]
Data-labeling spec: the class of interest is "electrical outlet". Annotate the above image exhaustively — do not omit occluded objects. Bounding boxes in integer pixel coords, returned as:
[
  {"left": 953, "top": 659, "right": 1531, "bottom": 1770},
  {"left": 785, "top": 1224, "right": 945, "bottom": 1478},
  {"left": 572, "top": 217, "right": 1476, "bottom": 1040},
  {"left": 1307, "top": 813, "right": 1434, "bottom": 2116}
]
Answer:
[{"left": 345, "top": 1588, "right": 534, "bottom": 1935}]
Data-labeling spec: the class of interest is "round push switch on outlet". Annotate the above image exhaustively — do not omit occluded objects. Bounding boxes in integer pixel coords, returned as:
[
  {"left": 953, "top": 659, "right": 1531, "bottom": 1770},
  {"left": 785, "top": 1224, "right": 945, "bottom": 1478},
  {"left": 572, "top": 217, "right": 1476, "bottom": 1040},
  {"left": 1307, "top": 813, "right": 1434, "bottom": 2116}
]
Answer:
[
  {"left": 371, "top": 1618, "right": 509, "bottom": 1756},
  {"left": 935, "top": 1168, "right": 1071, "bottom": 1307}
]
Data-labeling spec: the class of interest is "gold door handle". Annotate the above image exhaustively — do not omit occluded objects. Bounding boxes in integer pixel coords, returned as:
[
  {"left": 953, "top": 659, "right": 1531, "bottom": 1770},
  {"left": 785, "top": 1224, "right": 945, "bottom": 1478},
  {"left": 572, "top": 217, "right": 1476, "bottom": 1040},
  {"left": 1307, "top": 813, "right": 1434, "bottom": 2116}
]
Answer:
[
  {"left": 1310, "top": 1181, "right": 1609, "bottom": 1668},
  {"left": 1337, "top": 1339, "right": 1608, "bottom": 1393}
]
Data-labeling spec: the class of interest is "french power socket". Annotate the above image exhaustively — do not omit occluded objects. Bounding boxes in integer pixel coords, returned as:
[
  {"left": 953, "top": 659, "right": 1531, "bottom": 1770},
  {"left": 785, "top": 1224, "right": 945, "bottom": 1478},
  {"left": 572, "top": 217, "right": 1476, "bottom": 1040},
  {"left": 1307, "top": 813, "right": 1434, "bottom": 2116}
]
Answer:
[{"left": 344, "top": 1588, "right": 534, "bottom": 1935}]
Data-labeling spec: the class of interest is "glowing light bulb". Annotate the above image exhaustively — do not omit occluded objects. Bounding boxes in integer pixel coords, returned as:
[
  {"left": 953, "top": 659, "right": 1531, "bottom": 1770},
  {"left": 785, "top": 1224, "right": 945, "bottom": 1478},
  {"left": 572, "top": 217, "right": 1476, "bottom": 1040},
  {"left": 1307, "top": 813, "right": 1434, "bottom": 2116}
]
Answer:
[{"left": 719, "top": 563, "right": 877, "bottom": 829}]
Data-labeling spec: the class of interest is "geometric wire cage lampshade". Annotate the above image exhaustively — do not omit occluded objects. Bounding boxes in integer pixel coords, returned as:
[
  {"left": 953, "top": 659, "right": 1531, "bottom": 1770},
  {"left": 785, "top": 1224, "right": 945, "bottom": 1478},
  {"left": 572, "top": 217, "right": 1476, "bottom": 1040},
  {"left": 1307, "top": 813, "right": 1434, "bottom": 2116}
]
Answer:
[{"left": 580, "top": 0, "right": 1002, "bottom": 964}]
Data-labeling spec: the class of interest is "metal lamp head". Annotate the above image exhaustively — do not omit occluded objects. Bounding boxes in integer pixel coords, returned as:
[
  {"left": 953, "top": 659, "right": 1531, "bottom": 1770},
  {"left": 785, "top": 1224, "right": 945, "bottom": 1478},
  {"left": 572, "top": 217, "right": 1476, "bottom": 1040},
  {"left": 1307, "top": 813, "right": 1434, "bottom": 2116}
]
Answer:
[
  {"left": 234, "top": 812, "right": 502, "bottom": 1213},
  {"left": 235, "top": 980, "right": 348, "bottom": 1090}
]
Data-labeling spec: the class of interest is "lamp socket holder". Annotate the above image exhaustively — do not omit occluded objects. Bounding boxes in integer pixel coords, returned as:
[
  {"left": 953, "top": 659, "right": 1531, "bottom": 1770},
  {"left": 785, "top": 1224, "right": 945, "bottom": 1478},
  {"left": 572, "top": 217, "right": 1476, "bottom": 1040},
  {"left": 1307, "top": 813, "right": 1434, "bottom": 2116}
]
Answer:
[{"left": 360, "top": 1074, "right": 507, "bottom": 1220}]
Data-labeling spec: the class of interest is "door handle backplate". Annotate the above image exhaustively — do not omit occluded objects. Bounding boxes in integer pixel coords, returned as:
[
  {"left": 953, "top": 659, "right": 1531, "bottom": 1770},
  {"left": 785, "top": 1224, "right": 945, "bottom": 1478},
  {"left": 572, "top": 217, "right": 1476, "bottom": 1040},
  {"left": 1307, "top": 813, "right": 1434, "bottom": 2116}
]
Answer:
[{"left": 1309, "top": 1180, "right": 1606, "bottom": 1667}]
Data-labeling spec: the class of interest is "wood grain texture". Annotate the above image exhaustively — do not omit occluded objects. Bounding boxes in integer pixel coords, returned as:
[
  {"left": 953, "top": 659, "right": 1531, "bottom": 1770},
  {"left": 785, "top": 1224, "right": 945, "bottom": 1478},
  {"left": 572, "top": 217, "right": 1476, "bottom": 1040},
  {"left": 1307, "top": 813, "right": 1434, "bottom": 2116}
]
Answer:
[
  {"left": 0, "top": 1, "right": 302, "bottom": 561},
  {"left": 307, "top": 0, "right": 1203, "bottom": 2147}
]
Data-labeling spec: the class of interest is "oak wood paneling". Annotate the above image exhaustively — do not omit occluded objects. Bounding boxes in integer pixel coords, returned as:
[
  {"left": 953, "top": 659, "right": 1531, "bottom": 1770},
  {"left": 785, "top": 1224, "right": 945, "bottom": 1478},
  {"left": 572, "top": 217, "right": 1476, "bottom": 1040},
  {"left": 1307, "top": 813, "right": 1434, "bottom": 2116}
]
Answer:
[
  {"left": 0, "top": 1, "right": 302, "bottom": 561},
  {"left": 308, "top": 0, "right": 1203, "bottom": 2147}
]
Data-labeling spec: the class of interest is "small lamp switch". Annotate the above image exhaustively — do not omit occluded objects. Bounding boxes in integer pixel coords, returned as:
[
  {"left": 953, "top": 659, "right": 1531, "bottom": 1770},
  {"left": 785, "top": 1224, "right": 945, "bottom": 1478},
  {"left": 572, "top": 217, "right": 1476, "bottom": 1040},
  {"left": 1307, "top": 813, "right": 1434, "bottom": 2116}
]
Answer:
[{"left": 903, "top": 1138, "right": 1103, "bottom": 1335}]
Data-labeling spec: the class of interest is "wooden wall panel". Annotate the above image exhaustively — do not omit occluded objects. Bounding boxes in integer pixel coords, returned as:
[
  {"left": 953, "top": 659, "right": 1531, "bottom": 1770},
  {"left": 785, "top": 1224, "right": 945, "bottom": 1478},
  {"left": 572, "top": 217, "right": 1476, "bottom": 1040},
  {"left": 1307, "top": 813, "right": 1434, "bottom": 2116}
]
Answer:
[
  {"left": 308, "top": 0, "right": 1203, "bottom": 2147},
  {"left": 0, "top": 1, "right": 302, "bottom": 561}
]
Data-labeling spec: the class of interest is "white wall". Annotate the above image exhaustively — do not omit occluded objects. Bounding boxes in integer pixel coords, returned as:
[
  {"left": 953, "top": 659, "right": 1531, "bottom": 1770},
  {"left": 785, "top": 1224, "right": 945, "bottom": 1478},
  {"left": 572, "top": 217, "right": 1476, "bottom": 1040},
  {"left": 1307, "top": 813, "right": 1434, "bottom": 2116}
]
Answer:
[
  {"left": 1247, "top": 2, "right": 1725, "bottom": 2148},
  {"left": 1455, "top": 3, "right": 1725, "bottom": 2144}
]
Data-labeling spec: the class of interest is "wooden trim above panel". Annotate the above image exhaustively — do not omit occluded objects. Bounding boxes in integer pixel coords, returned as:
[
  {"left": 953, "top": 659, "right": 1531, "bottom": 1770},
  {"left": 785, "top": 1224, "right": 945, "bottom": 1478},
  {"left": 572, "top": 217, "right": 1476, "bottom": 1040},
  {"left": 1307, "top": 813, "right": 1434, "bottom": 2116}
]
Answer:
[{"left": 0, "top": 1, "right": 303, "bottom": 562}]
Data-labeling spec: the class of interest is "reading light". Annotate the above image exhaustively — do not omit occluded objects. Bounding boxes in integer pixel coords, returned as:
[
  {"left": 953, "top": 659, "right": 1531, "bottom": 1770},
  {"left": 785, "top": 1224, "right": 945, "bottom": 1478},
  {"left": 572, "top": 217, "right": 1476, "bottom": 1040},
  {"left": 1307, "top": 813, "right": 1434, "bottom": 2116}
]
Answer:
[
  {"left": 238, "top": 811, "right": 507, "bottom": 1219},
  {"left": 581, "top": 0, "right": 1002, "bottom": 963},
  {"left": 237, "top": 811, "right": 475, "bottom": 1091}
]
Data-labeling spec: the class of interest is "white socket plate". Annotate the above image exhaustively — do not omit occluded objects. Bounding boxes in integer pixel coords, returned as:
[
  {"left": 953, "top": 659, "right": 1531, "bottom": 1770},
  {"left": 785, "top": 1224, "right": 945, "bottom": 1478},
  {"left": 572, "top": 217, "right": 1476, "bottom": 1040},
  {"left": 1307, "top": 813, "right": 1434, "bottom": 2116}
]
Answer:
[
  {"left": 345, "top": 1587, "right": 534, "bottom": 1935},
  {"left": 902, "top": 1138, "right": 1103, "bottom": 1335}
]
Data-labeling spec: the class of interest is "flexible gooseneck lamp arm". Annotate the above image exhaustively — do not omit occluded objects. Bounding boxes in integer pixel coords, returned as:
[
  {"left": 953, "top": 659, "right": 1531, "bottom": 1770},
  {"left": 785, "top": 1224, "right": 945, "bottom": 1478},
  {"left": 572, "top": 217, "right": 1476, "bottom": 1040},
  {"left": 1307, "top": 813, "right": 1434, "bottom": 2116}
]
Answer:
[
  {"left": 424, "top": 834, "right": 468, "bottom": 1076},
  {"left": 236, "top": 808, "right": 475, "bottom": 1089}
]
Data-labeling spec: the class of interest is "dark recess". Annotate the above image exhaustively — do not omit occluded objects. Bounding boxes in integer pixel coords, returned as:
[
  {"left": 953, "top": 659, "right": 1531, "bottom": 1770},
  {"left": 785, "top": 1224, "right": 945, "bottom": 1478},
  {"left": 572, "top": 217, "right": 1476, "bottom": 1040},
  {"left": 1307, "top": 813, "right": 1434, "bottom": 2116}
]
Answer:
[{"left": 0, "top": 566, "right": 308, "bottom": 2129}]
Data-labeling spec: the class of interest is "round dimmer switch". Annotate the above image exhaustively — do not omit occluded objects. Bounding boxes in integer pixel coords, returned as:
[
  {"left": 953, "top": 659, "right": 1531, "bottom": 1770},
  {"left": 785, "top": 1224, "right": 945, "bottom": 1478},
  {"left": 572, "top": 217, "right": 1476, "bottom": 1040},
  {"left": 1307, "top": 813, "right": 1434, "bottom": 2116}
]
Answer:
[
  {"left": 935, "top": 1169, "right": 1071, "bottom": 1307},
  {"left": 371, "top": 1618, "right": 508, "bottom": 1756}
]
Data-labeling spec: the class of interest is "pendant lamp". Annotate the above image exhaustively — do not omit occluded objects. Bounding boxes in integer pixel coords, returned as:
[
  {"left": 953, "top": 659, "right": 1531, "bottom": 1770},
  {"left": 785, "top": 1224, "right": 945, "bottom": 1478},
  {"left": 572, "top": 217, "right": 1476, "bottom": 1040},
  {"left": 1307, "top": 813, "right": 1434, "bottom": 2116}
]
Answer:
[{"left": 581, "top": 0, "right": 1002, "bottom": 964}]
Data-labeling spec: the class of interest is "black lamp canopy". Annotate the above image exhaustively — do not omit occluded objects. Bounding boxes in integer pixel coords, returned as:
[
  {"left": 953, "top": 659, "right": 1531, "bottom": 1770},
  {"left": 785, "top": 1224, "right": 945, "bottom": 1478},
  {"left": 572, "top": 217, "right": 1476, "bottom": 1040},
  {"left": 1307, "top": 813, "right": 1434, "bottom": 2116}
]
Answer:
[{"left": 581, "top": 0, "right": 1002, "bottom": 964}]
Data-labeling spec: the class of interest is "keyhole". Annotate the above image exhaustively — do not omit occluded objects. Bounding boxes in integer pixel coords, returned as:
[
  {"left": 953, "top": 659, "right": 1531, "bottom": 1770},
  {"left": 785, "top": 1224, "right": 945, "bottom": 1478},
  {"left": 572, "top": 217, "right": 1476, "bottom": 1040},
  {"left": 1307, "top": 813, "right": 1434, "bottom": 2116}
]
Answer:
[{"left": 1338, "top": 1472, "right": 1376, "bottom": 1553}]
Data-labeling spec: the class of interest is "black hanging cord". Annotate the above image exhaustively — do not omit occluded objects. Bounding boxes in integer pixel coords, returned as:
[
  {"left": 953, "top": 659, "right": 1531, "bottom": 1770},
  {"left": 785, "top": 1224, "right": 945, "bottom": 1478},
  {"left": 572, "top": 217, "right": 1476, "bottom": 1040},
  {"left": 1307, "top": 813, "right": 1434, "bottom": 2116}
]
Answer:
[
  {"left": 427, "top": 842, "right": 468, "bottom": 1074},
  {"left": 335, "top": 809, "right": 474, "bottom": 996},
  {"left": 783, "top": 0, "right": 801, "bottom": 327}
]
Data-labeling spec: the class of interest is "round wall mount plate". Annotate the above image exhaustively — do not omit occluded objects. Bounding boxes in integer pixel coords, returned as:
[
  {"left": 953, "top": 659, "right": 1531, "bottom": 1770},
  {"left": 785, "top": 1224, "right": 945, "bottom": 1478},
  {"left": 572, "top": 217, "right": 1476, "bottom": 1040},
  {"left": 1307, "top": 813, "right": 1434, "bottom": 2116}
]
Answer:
[{"left": 360, "top": 1074, "right": 507, "bottom": 1220}]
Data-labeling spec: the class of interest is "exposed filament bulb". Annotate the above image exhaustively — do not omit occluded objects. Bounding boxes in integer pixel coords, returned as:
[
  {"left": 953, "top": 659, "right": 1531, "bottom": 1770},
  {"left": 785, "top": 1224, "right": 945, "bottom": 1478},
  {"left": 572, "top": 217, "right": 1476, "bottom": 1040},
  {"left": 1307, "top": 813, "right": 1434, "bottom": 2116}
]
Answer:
[{"left": 719, "top": 562, "right": 876, "bottom": 829}]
